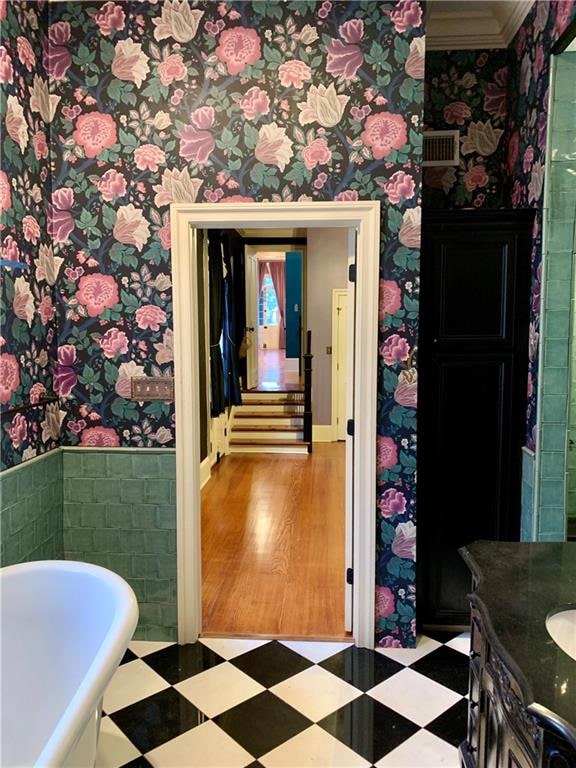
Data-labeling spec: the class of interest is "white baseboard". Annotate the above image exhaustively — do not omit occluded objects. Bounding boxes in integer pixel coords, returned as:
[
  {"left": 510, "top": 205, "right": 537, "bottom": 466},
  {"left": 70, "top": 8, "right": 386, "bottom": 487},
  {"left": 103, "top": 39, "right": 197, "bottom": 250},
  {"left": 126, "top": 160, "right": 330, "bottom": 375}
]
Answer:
[
  {"left": 200, "top": 456, "right": 211, "bottom": 489},
  {"left": 285, "top": 357, "right": 299, "bottom": 373},
  {"left": 313, "top": 424, "right": 337, "bottom": 442}
]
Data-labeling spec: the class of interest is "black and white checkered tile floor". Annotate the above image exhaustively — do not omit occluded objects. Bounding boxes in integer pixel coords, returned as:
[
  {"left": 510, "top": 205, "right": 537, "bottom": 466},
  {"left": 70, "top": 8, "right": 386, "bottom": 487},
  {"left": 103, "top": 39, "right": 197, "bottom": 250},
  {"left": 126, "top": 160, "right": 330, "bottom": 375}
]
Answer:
[{"left": 96, "top": 633, "right": 471, "bottom": 768}]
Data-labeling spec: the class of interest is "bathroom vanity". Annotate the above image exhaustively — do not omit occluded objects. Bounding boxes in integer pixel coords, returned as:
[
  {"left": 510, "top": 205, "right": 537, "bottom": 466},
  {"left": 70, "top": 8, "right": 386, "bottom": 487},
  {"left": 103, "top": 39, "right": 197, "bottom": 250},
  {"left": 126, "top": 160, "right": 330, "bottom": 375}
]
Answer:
[{"left": 459, "top": 541, "right": 576, "bottom": 768}]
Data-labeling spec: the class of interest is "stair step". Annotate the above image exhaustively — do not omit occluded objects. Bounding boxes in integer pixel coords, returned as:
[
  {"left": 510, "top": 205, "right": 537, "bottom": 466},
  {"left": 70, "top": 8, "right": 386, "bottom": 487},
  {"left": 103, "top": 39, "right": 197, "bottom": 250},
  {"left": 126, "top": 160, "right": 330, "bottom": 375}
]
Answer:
[
  {"left": 230, "top": 438, "right": 310, "bottom": 446},
  {"left": 242, "top": 390, "right": 304, "bottom": 400},
  {"left": 240, "top": 398, "right": 304, "bottom": 406},
  {"left": 232, "top": 425, "right": 301, "bottom": 432},
  {"left": 235, "top": 411, "right": 304, "bottom": 419},
  {"left": 232, "top": 429, "right": 303, "bottom": 440}
]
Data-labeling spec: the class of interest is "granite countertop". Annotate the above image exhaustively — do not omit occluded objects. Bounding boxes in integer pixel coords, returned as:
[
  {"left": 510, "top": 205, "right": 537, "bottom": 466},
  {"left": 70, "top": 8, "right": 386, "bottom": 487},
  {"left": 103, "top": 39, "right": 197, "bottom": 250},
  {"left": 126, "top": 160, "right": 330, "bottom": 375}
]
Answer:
[{"left": 459, "top": 541, "right": 576, "bottom": 746}]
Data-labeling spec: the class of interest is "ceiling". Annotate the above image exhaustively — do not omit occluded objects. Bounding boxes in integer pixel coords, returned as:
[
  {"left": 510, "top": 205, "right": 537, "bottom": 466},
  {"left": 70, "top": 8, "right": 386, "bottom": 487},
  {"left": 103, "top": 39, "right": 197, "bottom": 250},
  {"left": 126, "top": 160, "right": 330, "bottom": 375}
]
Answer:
[
  {"left": 236, "top": 228, "right": 307, "bottom": 239},
  {"left": 426, "top": 0, "right": 534, "bottom": 50}
]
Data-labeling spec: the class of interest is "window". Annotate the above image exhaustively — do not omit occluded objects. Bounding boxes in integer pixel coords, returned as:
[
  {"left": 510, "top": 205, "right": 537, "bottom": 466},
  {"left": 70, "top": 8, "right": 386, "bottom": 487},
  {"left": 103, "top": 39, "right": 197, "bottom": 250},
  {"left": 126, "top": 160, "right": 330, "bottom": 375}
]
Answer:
[{"left": 258, "top": 273, "right": 279, "bottom": 326}]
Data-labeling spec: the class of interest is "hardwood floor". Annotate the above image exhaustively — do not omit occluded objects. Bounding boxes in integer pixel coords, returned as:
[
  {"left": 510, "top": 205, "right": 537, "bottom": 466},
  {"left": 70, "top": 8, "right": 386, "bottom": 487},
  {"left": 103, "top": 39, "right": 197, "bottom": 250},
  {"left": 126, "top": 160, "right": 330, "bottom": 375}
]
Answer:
[
  {"left": 201, "top": 443, "right": 347, "bottom": 639},
  {"left": 256, "top": 347, "right": 302, "bottom": 391}
]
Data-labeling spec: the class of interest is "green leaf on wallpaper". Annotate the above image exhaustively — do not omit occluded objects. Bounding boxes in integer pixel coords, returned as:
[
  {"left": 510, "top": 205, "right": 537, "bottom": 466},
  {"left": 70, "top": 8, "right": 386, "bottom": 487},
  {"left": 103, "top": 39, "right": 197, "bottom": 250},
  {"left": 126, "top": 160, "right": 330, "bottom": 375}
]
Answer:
[
  {"left": 228, "top": 158, "right": 242, "bottom": 171},
  {"left": 73, "top": 43, "right": 95, "bottom": 67},
  {"left": 3, "top": 137, "right": 22, "bottom": 170},
  {"left": 108, "top": 79, "right": 136, "bottom": 106},
  {"left": 404, "top": 296, "right": 418, "bottom": 316},
  {"left": 287, "top": 0, "right": 318, "bottom": 13},
  {"left": 283, "top": 161, "right": 310, "bottom": 186},
  {"left": 101, "top": 204, "right": 116, "bottom": 231},
  {"left": 263, "top": 43, "right": 282, "bottom": 65},
  {"left": 119, "top": 128, "right": 138, "bottom": 149},
  {"left": 399, "top": 450, "right": 416, "bottom": 473},
  {"left": 11, "top": 317, "right": 29, "bottom": 346},
  {"left": 394, "top": 37, "right": 410, "bottom": 63},
  {"left": 142, "top": 79, "right": 163, "bottom": 103},
  {"left": 250, "top": 162, "right": 279, "bottom": 189},
  {"left": 387, "top": 208, "right": 403, "bottom": 234},
  {"left": 399, "top": 77, "right": 417, "bottom": 101},
  {"left": 383, "top": 367, "right": 398, "bottom": 391},
  {"left": 397, "top": 600, "right": 415, "bottom": 619},
  {"left": 243, "top": 123, "right": 259, "bottom": 150},
  {"left": 100, "top": 38, "right": 115, "bottom": 65},
  {"left": 381, "top": 520, "right": 396, "bottom": 545},
  {"left": 111, "top": 398, "right": 140, "bottom": 421},
  {"left": 120, "top": 289, "right": 140, "bottom": 313},
  {"left": 366, "top": 41, "right": 384, "bottom": 67},
  {"left": 146, "top": 241, "right": 165, "bottom": 265},
  {"left": 79, "top": 365, "right": 99, "bottom": 387},
  {"left": 104, "top": 360, "right": 118, "bottom": 385}
]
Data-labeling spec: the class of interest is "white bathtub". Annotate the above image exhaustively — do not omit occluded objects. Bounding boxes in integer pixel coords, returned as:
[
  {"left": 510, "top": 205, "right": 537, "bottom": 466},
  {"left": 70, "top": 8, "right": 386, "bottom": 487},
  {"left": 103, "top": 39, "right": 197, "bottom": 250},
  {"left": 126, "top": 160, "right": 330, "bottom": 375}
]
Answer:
[{"left": 0, "top": 560, "right": 138, "bottom": 768}]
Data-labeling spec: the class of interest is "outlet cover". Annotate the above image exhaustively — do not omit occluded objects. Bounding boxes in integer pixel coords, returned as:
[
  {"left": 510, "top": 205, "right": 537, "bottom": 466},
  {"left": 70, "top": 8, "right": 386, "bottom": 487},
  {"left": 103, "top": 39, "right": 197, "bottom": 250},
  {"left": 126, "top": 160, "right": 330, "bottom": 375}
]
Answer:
[{"left": 131, "top": 377, "right": 174, "bottom": 401}]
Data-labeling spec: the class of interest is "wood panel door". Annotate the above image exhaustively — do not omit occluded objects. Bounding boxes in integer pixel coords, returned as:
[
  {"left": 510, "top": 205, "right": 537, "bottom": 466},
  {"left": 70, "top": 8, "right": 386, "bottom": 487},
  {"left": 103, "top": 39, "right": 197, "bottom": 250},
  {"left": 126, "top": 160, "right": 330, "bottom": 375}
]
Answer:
[{"left": 417, "top": 210, "right": 534, "bottom": 628}]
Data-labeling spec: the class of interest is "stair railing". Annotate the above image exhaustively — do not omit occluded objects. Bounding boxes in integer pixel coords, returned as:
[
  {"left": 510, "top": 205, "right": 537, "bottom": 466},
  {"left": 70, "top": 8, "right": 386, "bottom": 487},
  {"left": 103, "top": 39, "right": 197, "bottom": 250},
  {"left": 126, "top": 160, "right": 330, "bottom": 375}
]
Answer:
[{"left": 303, "top": 330, "right": 313, "bottom": 454}]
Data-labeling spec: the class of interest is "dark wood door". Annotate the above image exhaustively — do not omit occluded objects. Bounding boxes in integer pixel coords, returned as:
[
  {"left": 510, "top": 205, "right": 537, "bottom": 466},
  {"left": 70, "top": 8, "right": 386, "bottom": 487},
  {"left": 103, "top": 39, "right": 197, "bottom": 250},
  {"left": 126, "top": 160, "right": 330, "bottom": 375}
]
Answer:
[{"left": 417, "top": 210, "right": 534, "bottom": 628}]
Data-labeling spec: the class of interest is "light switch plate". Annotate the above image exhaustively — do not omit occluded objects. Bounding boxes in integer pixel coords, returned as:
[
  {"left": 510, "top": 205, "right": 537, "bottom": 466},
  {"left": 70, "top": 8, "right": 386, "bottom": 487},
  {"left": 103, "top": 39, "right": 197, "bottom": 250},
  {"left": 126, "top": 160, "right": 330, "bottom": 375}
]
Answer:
[
  {"left": 326, "top": 346, "right": 332, "bottom": 355},
  {"left": 131, "top": 377, "right": 174, "bottom": 401}
]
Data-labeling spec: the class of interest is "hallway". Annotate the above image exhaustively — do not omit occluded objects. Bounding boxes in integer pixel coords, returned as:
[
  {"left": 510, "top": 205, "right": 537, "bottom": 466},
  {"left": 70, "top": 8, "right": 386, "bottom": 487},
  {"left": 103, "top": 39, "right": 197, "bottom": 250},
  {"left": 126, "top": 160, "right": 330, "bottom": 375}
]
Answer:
[{"left": 201, "top": 443, "right": 346, "bottom": 638}]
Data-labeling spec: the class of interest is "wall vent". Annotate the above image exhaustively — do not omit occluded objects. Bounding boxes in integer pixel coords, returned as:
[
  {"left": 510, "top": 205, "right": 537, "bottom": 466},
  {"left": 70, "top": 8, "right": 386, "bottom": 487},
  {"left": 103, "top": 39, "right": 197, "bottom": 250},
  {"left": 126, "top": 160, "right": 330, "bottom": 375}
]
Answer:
[{"left": 423, "top": 130, "right": 460, "bottom": 167}]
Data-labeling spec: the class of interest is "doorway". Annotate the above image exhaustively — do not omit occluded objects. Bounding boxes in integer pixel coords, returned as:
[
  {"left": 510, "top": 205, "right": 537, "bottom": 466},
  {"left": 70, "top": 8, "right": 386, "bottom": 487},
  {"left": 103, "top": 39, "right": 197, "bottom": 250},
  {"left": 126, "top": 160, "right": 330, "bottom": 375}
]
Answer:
[{"left": 171, "top": 201, "right": 380, "bottom": 649}]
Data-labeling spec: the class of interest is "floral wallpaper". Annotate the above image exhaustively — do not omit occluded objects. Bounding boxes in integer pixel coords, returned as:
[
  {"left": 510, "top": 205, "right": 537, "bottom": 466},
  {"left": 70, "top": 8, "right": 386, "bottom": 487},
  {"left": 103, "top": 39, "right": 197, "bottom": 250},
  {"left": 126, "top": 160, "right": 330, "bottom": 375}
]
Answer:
[
  {"left": 0, "top": 0, "right": 61, "bottom": 469},
  {"left": 423, "top": 48, "right": 509, "bottom": 209},
  {"left": 0, "top": 0, "right": 425, "bottom": 648},
  {"left": 505, "top": 0, "right": 576, "bottom": 450}
]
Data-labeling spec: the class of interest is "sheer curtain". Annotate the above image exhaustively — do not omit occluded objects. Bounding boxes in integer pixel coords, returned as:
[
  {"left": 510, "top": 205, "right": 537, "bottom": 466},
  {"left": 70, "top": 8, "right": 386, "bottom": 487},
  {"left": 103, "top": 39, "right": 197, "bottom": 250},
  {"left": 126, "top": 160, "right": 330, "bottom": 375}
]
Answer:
[{"left": 267, "top": 260, "right": 286, "bottom": 349}]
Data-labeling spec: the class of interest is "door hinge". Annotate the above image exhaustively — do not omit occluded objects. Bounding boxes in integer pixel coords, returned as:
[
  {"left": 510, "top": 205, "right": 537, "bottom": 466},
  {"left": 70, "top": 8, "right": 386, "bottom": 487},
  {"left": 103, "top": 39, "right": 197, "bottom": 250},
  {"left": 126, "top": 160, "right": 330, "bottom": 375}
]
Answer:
[
  {"left": 346, "top": 567, "right": 354, "bottom": 585},
  {"left": 348, "top": 263, "right": 356, "bottom": 283},
  {"left": 347, "top": 419, "right": 354, "bottom": 437}
]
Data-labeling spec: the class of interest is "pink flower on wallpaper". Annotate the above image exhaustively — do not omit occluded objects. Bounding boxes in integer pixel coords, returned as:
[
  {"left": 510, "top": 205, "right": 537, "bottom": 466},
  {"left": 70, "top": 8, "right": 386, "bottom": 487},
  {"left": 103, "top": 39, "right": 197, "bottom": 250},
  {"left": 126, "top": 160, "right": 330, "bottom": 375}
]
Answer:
[
  {"left": 405, "top": 37, "right": 425, "bottom": 79},
  {"left": 159, "top": 221, "right": 171, "bottom": 250},
  {"left": 0, "top": 1, "right": 5, "bottom": 20},
  {"left": 190, "top": 106, "right": 215, "bottom": 130},
  {"left": 80, "top": 426, "right": 120, "bottom": 447},
  {"left": 135, "top": 304, "right": 167, "bottom": 331},
  {"left": 399, "top": 207, "right": 421, "bottom": 249},
  {"left": 379, "top": 636, "right": 402, "bottom": 648},
  {"left": 7, "top": 413, "right": 27, "bottom": 449},
  {"left": 379, "top": 488, "right": 407, "bottom": 519},
  {"left": 255, "top": 122, "right": 294, "bottom": 171},
  {"left": 73, "top": 112, "right": 117, "bottom": 159},
  {"left": 380, "top": 279, "right": 402, "bottom": 317},
  {"left": 0, "top": 353, "right": 20, "bottom": 404},
  {"left": 507, "top": 130, "right": 520, "bottom": 174},
  {"left": 48, "top": 21, "right": 71, "bottom": 45},
  {"left": 278, "top": 60, "right": 311, "bottom": 89},
  {"left": 21, "top": 216, "right": 40, "bottom": 245},
  {"left": 48, "top": 205, "right": 75, "bottom": 244},
  {"left": 113, "top": 205, "right": 150, "bottom": 251},
  {"left": 523, "top": 145, "right": 534, "bottom": 174},
  {"left": 39, "top": 294, "right": 55, "bottom": 326},
  {"left": 377, "top": 435, "right": 398, "bottom": 471},
  {"left": 53, "top": 187, "right": 75, "bottom": 210},
  {"left": 54, "top": 345, "right": 77, "bottom": 397},
  {"left": 221, "top": 195, "right": 255, "bottom": 203},
  {"left": 95, "top": 2, "right": 126, "bottom": 36},
  {"left": 76, "top": 274, "right": 119, "bottom": 317},
  {"left": 555, "top": 0, "right": 575, "bottom": 38},
  {"left": 361, "top": 112, "right": 408, "bottom": 159},
  {"left": 394, "top": 368, "right": 417, "bottom": 407},
  {"left": 180, "top": 125, "right": 214, "bottom": 164},
  {"left": 529, "top": 322, "right": 539, "bottom": 363},
  {"left": 43, "top": 38, "right": 72, "bottom": 81},
  {"left": 17, "top": 37, "right": 35, "bottom": 71},
  {"left": 463, "top": 165, "right": 489, "bottom": 192},
  {"left": 483, "top": 67, "right": 509, "bottom": 119},
  {"left": 388, "top": 0, "right": 422, "bottom": 33},
  {"left": 528, "top": 160, "right": 544, "bottom": 203},
  {"left": 97, "top": 169, "right": 127, "bottom": 201},
  {"left": 511, "top": 179, "right": 523, "bottom": 207},
  {"left": 98, "top": 328, "right": 129, "bottom": 358},
  {"left": 339, "top": 18, "right": 364, "bottom": 43},
  {"left": 519, "top": 53, "right": 531, "bottom": 96},
  {"left": 158, "top": 54, "right": 187, "bottom": 86},
  {"left": 326, "top": 39, "right": 363, "bottom": 80},
  {"left": 112, "top": 39, "right": 149, "bottom": 87},
  {"left": 382, "top": 334, "right": 410, "bottom": 365},
  {"left": 133, "top": 144, "right": 166, "bottom": 172},
  {"left": 392, "top": 521, "right": 416, "bottom": 561},
  {"left": 375, "top": 586, "right": 395, "bottom": 619},
  {"left": 301, "top": 138, "right": 331, "bottom": 170},
  {"left": 443, "top": 101, "right": 471, "bottom": 126},
  {"left": 215, "top": 27, "right": 261, "bottom": 76},
  {"left": 0, "top": 46, "right": 13, "bottom": 83},
  {"left": 1, "top": 235, "right": 19, "bottom": 262},
  {"left": 334, "top": 189, "right": 359, "bottom": 201},
  {"left": 239, "top": 87, "right": 270, "bottom": 120},
  {"left": 5, "top": 95, "right": 27, "bottom": 153},
  {"left": 32, "top": 131, "right": 49, "bottom": 160},
  {"left": 382, "top": 171, "right": 415, "bottom": 204},
  {"left": 29, "top": 382, "right": 47, "bottom": 404},
  {"left": 0, "top": 170, "right": 12, "bottom": 215}
]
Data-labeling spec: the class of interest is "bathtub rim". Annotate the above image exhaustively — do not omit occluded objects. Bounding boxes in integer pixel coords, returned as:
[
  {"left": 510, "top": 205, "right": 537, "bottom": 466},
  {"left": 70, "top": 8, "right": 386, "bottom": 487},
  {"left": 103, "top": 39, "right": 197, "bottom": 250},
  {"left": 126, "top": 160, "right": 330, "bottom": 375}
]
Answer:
[{"left": 0, "top": 559, "right": 138, "bottom": 768}]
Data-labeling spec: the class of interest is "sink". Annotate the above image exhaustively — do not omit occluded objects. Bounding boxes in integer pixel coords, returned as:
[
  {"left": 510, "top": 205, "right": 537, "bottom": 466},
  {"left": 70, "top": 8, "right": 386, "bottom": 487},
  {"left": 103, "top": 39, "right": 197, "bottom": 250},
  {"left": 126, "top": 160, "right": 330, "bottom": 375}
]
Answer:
[{"left": 546, "top": 609, "right": 576, "bottom": 661}]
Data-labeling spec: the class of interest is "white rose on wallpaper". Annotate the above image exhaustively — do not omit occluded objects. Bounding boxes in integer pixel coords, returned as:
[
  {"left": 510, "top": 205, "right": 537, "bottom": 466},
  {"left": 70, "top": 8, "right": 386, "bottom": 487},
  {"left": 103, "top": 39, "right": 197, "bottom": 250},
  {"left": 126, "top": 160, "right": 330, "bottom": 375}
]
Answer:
[
  {"left": 153, "top": 167, "right": 202, "bottom": 206},
  {"left": 115, "top": 360, "right": 146, "bottom": 398},
  {"left": 528, "top": 160, "right": 544, "bottom": 203},
  {"left": 41, "top": 402, "right": 65, "bottom": 442},
  {"left": 34, "top": 243, "right": 64, "bottom": 286},
  {"left": 153, "top": 0, "right": 203, "bottom": 43},
  {"left": 111, "top": 39, "right": 150, "bottom": 88},
  {"left": 113, "top": 204, "right": 150, "bottom": 251},
  {"left": 13, "top": 276, "right": 34, "bottom": 327},
  {"left": 297, "top": 83, "right": 349, "bottom": 128},
  {"left": 255, "top": 122, "right": 294, "bottom": 172},
  {"left": 29, "top": 74, "right": 60, "bottom": 123},
  {"left": 398, "top": 207, "right": 421, "bottom": 248},
  {"left": 461, "top": 120, "right": 503, "bottom": 156},
  {"left": 299, "top": 24, "right": 319, "bottom": 44},
  {"left": 404, "top": 37, "right": 425, "bottom": 79},
  {"left": 5, "top": 95, "right": 28, "bottom": 153},
  {"left": 152, "top": 110, "right": 172, "bottom": 130},
  {"left": 153, "top": 329, "right": 174, "bottom": 365}
]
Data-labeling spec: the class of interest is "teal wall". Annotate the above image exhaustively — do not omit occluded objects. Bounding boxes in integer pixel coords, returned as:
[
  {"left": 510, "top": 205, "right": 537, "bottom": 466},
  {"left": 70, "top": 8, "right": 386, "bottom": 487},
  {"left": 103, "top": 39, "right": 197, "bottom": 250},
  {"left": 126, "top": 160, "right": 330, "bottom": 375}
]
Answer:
[
  {"left": 285, "top": 251, "right": 303, "bottom": 360},
  {"left": 0, "top": 451, "right": 63, "bottom": 567},
  {"left": 63, "top": 449, "right": 177, "bottom": 641},
  {"left": 531, "top": 51, "right": 576, "bottom": 541}
]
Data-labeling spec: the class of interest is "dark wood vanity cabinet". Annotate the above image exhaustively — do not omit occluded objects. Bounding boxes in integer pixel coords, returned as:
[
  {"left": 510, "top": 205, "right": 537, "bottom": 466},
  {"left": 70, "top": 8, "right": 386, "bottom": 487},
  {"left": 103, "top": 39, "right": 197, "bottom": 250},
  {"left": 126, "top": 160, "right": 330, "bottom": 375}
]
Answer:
[{"left": 461, "top": 606, "right": 576, "bottom": 768}]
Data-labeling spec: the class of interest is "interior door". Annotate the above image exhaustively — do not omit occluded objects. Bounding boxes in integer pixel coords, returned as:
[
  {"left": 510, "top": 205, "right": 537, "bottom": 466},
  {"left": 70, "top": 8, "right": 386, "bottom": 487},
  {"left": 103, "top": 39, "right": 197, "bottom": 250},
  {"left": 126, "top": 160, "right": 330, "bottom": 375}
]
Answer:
[
  {"left": 344, "top": 230, "right": 356, "bottom": 633},
  {"left": 245, "top": 252, "right": 259, "bottom": 390},
  {"left": 333, "top": 289, "right": 348, "bottom": 441},
  {"left": 417, "top": 210, "right": 534, "bottom": 628}
]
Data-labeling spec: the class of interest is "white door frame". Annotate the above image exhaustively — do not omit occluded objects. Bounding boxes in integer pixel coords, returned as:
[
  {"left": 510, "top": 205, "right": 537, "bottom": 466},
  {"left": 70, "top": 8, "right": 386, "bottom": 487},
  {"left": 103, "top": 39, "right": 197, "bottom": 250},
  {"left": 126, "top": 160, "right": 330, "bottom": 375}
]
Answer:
[{"left": 171, "top": 201, "right": 380, "bottom": 649}]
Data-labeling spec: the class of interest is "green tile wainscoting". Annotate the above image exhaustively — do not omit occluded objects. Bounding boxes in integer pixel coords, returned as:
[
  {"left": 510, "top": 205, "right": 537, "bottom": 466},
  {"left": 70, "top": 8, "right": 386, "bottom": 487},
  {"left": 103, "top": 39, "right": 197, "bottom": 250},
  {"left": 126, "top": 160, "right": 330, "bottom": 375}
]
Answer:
[
  {"left": 529, "top": 50, "right": 576, "bottom": 541},
  {"left": 0, "top": 449, "right": 64, "bottom": 566},
  {"left": 520, "top": 447, "right": 536, "bottom": 541},
  {"left": 62, "top": 448, "right": 177, "bottom": 641}
]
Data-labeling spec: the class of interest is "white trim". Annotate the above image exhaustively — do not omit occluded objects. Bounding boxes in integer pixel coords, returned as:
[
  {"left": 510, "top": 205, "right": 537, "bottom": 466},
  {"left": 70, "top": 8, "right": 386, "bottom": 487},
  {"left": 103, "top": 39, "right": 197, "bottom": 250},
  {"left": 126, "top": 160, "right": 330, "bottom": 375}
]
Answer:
[
  {"left": 332, "top": 288, "right": 348, "bottom": 442},
  {"left": 312, "top": 425, "right": 337, "bottom": 442},
  {"left": 284, "top": 358, "right": 300, "bottom": 373},
  {"left": 171, "top": 201, "right": 379, "bottom": 649},
  {"left": 61, "top": 446, "right": 176, "bottom": 453},
  {"left": 1, "top": 447, "right": 63, "bottom": 477},
  {"left": 200, "top": 456, "right": 211, "bottom": 489},
  {"left": 426, "top": 0, "right": 533, "bottom": 50}
]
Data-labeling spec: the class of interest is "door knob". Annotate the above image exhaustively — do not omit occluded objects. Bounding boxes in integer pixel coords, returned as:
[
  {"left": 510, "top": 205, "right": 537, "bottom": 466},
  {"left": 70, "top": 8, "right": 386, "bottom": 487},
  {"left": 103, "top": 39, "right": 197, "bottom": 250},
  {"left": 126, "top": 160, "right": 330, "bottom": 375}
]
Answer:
[{"left": 245, "top": 327, "right": 255, "bottom": 332}]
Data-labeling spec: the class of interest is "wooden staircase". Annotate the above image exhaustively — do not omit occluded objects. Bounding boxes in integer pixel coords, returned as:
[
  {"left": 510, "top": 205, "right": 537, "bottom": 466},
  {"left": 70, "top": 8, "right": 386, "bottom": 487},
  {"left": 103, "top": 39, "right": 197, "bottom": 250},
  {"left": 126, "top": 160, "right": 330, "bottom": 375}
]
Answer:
[{"left": 230, "top": 391, "right": 310, "bottom": 454}]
